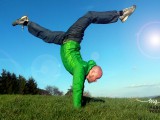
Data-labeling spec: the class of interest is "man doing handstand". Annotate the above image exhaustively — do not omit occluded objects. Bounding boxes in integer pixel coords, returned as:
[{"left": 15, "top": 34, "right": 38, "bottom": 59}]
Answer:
[{"left": 12, "top": 5, "right": 136, "bottom": 108}]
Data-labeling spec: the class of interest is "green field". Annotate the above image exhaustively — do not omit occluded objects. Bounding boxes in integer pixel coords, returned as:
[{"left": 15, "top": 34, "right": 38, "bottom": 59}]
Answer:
[{"left": 0, "top": 95, "right": 160, "bottom": 120}]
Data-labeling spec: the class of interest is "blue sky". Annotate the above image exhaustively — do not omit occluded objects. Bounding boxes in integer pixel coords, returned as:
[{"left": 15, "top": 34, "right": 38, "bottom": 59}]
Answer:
[{"left": 0, "top": 0, "right": 160, "bottom": 97}]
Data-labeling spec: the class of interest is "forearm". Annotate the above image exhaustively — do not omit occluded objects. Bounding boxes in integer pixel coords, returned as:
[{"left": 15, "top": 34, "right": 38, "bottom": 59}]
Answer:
[
  {"left": 72, "top": 67, "right": 85, "bottom": 108},
  {"left": 73, "top": 85, "right": 84, "bottom": 108}
]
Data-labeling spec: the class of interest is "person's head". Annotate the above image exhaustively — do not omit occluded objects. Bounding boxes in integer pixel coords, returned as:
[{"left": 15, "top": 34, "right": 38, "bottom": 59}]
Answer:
[{"left": 86, "top": 65, "right": 103, "bottom": 83}]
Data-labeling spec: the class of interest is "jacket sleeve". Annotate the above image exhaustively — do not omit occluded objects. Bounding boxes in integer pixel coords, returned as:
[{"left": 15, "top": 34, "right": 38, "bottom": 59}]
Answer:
[{"left": 72, "top": 65, "right": 85, "bottom": 108}]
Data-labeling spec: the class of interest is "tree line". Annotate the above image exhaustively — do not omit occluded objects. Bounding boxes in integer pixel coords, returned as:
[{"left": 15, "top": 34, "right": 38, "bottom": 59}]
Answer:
[
  {"left": 0, "top": 69, "right": 39, "bottom": 94},
  {"left": 0, "top": 69, "right": 63, "bottom": 95},
  {"left": 0, "top": 69, "right": 91, "bottom": 96}
]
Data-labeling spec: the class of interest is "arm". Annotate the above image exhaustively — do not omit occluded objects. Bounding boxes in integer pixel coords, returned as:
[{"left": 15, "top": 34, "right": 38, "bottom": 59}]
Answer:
[{"left": 72, "top": 65, "right": 85, "bottom": 108}]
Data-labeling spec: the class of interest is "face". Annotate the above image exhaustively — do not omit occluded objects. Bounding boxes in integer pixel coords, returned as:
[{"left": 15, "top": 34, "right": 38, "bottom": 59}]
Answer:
[
  {"left": 87, "top": 73, "right": 100, "bottom": 83},
  {"left": 86, "top": 66, "right": 102, "bottom": 83}
]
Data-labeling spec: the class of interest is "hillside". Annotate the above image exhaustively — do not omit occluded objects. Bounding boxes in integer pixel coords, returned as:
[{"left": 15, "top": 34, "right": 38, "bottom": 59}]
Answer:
[{"left": 0, "top": 95, "right": 160, "bottom": 120}]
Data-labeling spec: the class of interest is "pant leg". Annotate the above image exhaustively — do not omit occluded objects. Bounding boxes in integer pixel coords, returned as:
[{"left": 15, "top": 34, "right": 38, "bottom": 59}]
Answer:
[
  {"left": 27, "top": 21, "right": 65, "bottom": 45},
  {"left": 65, "top": 11, "right": 120, "bottom": 43}
]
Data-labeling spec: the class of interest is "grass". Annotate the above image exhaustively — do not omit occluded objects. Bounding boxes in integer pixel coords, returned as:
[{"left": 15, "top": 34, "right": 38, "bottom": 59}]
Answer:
[{"left": 0, "top": 95, "right": 160, "bottom": 120}]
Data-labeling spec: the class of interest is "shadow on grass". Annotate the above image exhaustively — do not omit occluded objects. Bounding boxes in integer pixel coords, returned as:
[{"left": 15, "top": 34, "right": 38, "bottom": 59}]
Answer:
[{"left": 82, "top": 96, "right": 105, "bottom": 107}]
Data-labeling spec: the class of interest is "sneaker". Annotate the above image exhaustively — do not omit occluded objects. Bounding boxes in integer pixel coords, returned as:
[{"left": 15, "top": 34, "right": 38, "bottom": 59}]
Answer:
[
  {"left": 119, "top": 5, "right": 136, "bottom": 23},
  {"left": 12, "top": 16, "right": 29, "bottom": 26}
]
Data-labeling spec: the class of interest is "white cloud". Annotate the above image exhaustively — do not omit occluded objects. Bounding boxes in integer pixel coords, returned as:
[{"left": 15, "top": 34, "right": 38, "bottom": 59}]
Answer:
[{"left": 126, "top": 83, "right": 160, "bottom": 88}]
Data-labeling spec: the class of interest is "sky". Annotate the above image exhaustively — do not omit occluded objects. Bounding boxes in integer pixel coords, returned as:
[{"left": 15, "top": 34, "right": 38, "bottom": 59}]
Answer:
[{"left": 0, "top": 0, "right": 160, "bottom": 97}]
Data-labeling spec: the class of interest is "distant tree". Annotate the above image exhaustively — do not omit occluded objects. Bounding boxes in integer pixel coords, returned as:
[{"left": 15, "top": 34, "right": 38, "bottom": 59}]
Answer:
[
  {"left": 65, "top": 86, "right": 72, "bottom": 96},
  {"left": 0, "top": 69, "right": 41, "bottom": 95},
  {"left": 0, "top": 69, "right": 9, "bottom": 94},
  {"left": 0, "top": 76, "right": 2, "bottom": 94},
  {"left": 6, "top": 71, "right": 13, "bottom": 94},
  {"left": 18, "top": 75, "right": 26, "bottom": 94},
  {"left": 53, "top": 86, "right": 63, "bottom": 96},
  {"left": 83, "top": 91, "right": 91, "bottom": 97},
  {"left": 11, "top": 73, "right": 18, "bottom": 94},
  {"left": 37, "top": 88, "right": 50, "bottom": 95},
  {"left": 24, "top": 77, "right": 38, "bottom": 94},
  {"left": 154, "top": 96, "right": 160, "bottom": 99},
  {"left": 45, "top": 85, "right": 63, "bottom": 96},
  {"left": 65, "top": 85, "right": 91, "bottom": 97},
  {"left": 0, "top": 70, "right": 18, "bottom": 94},
  {"left": 45, "top": 86, "right": 53, "bottom": 95}
]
